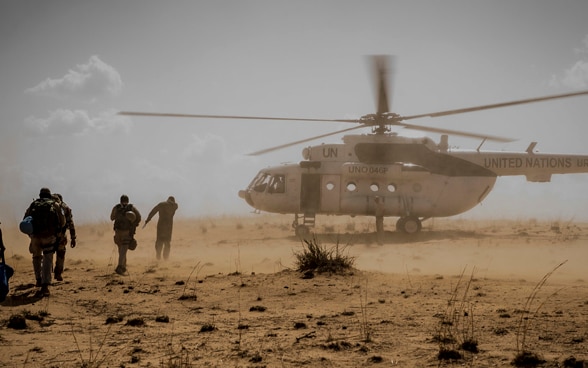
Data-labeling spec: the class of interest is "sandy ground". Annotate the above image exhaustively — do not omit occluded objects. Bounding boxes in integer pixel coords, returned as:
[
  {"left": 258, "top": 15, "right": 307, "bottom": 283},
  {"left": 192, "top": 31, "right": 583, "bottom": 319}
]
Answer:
[{"left": 0, "top": 215, "right": 587, "bottom": 367}]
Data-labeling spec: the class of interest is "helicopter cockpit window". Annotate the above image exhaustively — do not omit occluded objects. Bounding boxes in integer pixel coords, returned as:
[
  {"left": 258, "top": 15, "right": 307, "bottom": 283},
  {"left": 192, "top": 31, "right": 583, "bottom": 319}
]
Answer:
[
  {"left": 387, "top": 184, "right": 396, "bottom": 192},
  {"left": 252, "top": 173, "right": 270, "bottom": 193},
  {"left": 268, "top": 174, "right": 285, "bottom": 194},
  {"left": 370, "top": 183, "right": 379, "bottom": 192},
  {"left": 346, "top": 182, "right": 357, "bottom": 192}
]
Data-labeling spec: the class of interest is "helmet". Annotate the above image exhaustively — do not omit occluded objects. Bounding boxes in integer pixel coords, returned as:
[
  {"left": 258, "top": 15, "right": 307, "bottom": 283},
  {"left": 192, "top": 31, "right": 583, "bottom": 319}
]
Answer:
[
  {"left": 39, "top": 187, "right": 52, "bottom": 199},
  {"left": 19, "top": 216, "right": 34, "bottom": 235},
  {"left": 125, "top": 211, "right": 136, "bottom": 223}
]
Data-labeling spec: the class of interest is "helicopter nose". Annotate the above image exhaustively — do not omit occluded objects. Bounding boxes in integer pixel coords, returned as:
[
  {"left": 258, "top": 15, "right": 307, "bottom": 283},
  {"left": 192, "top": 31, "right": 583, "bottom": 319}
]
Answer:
[{"left": 238, "top": 190, "right": 254, "bottom": 207}]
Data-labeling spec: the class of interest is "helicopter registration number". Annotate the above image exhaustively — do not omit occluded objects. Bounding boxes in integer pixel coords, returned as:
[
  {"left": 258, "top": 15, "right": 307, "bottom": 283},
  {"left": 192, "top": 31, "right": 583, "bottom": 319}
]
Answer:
[{"left": 346, "top": 165, "right": 389, "bottom": 175}]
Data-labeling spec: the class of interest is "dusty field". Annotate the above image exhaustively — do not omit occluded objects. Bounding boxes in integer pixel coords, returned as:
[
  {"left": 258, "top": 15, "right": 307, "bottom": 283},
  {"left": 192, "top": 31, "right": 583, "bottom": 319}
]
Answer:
[{"left": 0, "top": 215, "right": 587, "bottom": 367}]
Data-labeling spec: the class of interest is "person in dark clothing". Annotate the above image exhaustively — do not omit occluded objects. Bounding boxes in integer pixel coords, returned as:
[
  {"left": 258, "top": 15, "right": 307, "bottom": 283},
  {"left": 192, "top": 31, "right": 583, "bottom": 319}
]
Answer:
[
  {"left": 23, "top": 187, "right": 65, "bottom": 297},
  {"left": 110, "top": 194, "right": 141, "bottom": 275},
  {"left": 144, "top": 196, "right": 178, "bottom": 260},
  {"left": 374, "top": 196, "right": 385, "bottom": 244}
]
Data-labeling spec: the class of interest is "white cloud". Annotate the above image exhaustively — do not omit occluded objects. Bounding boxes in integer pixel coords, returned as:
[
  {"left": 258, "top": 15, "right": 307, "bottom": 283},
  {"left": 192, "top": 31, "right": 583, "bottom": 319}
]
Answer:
[
  {"left": 550, "top": 34, "right": 588, "bottom": 89},
  {"left": 25, "top": 55, "right": 123, "bottom": 101},
  {"left": 23, "top": 109, "right": 132, "bottom": 137},
  {"left": 560, "top": 60, "right": 588, "bottom": 88}
]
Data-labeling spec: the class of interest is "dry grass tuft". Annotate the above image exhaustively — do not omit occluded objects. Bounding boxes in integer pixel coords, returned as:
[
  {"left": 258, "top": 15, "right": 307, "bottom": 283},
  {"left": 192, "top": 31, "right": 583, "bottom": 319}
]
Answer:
[{"left": 294, "top": 237, "right": 355, "bottom": 274}]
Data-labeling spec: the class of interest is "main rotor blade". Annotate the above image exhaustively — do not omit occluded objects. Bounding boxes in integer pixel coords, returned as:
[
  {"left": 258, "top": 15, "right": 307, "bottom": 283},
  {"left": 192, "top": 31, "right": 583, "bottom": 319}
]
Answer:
[
  {"left": 248, "top": 125, "right": 366, "bottom": 156},
  {"left": 371, "top": 55, "right": 393, "bottom": 115},
  {"left": 400, "top": 121, "right": 515, "bottom": 143},
  {"left": 398, "top": 90, "right": 588, "bottom": 121},
  {"left": 119, "top": 111, "right": 359, "bottom": 123}
]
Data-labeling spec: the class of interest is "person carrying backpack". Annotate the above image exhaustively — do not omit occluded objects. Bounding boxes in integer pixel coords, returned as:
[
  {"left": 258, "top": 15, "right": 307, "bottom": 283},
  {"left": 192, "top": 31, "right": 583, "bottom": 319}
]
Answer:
[
  {"left": 110, "top": 194, "right": 141, "bottom": 275},
  {"left": 23, "top": 187, "right": 65, "bottom": 297}
]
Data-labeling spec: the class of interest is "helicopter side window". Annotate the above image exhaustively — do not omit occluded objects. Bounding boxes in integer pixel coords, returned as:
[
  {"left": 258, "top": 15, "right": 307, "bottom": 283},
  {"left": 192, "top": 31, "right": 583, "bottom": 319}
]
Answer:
[
  {"left": 325, "top": 182, "right": 335, "bottom": 191},
  {"left": 268, "top": 174, "right": 285, "bottom": 194},
  {"left": 370, "top": 183, "right": 380, "bottom": 192},
  {"left": 387, "top": 184, "right": 396, "bottom": 192},
  {"left": 253, "top": 173, "right": 270, "bottom": 193},
  {"left": 346, "top": 182, "right": 357, "bottom": 192}
]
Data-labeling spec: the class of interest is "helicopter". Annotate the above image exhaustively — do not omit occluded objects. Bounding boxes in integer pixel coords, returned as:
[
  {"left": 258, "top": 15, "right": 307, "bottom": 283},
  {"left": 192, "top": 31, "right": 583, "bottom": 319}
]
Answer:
[{"left": 120, "top": 56, "right": 588, "bottom": 237}]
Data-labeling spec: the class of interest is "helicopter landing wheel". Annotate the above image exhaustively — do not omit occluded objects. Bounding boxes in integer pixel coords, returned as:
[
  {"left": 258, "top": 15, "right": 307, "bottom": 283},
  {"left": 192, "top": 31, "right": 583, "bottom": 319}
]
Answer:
[
  {"left": 397, "top": 216, "right": 422, "bottom": 234},
  {"left": 295, "top": 225, "right": 311, "bottom": 238}
]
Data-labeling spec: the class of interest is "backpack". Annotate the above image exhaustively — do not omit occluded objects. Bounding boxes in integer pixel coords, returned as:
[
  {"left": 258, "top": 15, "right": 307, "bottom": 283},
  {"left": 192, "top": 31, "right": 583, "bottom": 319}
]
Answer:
[
  {"left": 28, "top": 198, "right": 64, "bottom": 238},
  {"left": 114, "top": 204, "right": 133, "bottom": 231}
]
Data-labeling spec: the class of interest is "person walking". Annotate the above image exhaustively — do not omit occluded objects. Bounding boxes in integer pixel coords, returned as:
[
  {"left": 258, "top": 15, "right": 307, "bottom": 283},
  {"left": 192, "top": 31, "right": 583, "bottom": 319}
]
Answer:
[
  {"left": 23, "top": 188, "right": 65, "bottom": 297},
  {"left": 374, "top": 196, "right": 385, "bottom": 244},
  {"left": 52, "top": 193, "right": 76, "bottom": 281},
  {"left": 110, "top": 194, "right": 141, "bottom": 275},
  {"left": 144, "top": 196, "right": 178, "bottom": 260}
]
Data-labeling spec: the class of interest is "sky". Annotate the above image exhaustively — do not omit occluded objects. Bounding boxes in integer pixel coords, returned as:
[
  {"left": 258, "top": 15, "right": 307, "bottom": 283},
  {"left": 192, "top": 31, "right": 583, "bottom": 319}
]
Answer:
[{"left": 1, "top": 0, "right": 588, "bottom": 225}]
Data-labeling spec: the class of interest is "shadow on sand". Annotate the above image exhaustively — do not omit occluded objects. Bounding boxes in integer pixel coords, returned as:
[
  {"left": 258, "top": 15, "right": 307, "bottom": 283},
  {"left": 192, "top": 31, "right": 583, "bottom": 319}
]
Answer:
[
  {"left": 0, "top": 283, "right": 44, "bottom": 307},
  {"left": 288, "top": 229, "right": 486, "bottom": 245}
]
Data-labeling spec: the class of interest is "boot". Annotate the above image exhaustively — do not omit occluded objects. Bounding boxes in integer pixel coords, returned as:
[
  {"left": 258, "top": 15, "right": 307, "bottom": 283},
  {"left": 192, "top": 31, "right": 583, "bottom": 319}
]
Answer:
[
  {"left": 36, "top": 278, "right": 42, "bottom": 287},
  {"left": 54, "top": 272, "right": 63, "bottom": 281},
  {"left": 40, "top": 284, "right": 50, "bottom": 297}
]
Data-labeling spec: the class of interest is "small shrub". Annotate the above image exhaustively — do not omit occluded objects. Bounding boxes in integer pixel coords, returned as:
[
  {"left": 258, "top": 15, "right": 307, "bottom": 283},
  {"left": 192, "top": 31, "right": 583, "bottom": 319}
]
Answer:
[
  {"left": 294, "top": 238, "right": 354, "bottom": 274},
  {"left": 460, "top": 339, "right": 479, "bottom": 353},
  {"left": 7, "top": 314, "right": 27, "bottom": 329},
  {"left": 105, "top": 316, "right": 123, "bottom": 324},
  {"left": 249, "top": 352, "right": 262, "bottom": 363},
  {"left": 368, "top": 355, "right": 383, "bottom": 363},
  {"left": 126, "top": 318, "right": 145, "bottom": 327},
  {"left": 178, "top": 294, "right": 197, "bottom": 301},
  {"left": 512, "top": 351, "right": 545, "bottom": 367},
  {"left": 323, "top": 341, "right": 352, "bottom": 351},
  {"left": 493, "top": 327, "right": 509, "bottom": 336},
  {"left": 438, "top": 348, "right": 462, "bottom": 360},
  {"left": 155, "top": 315, "right": 169, "bottom": 323},
  {"left": 294, "top": 322, "right": 307, "bottom": 329},
  {"left": 200, "top": 323, "right": 216, "bottom": 332}
]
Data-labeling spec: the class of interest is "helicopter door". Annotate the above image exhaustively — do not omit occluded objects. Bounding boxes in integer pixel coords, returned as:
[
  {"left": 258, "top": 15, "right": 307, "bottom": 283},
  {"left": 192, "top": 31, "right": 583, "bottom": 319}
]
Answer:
[
  {"left": 300, "top": 173, "right": 321, "bottom": 213},
  {"left": 320, "top": 175, "right": 340, "bottom": 213}
]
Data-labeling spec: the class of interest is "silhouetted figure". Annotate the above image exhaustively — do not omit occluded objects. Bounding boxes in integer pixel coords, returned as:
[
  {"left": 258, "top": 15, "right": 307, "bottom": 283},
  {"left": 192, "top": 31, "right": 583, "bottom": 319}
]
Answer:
[
  {"left": 23, "top": 187, "right": 65, "bottom": 297},
  {"left": 144, "top": 196, "right": 178, "bottom": 260},
  {"left": 110, "top": 194, "right": 141, "bottom": 275},
  {"left": 374, "top": 196, "right": 385, "bottom": 243}
]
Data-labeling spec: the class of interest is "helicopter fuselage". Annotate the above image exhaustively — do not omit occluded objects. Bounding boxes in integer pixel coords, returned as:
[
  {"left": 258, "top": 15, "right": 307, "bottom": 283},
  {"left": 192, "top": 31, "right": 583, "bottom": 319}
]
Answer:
[{"left": 238, "top": 134, "right": 588, "bottom": 234}]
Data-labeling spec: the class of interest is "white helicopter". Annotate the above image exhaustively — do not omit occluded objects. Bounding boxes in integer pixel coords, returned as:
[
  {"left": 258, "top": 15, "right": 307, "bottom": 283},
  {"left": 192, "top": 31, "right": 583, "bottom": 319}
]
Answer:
[{"left": 121, "top": 56, "right": 588, "bottom": 236}]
